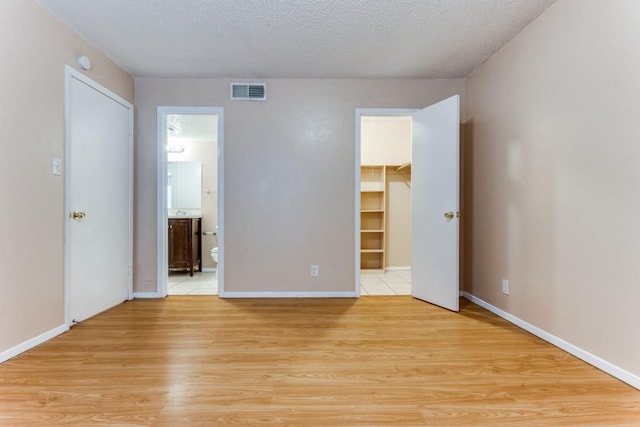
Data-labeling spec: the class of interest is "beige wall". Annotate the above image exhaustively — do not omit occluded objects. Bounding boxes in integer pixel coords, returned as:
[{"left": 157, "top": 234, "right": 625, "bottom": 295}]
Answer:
[
  {"left": 386, "top": 169, "right": 412, "bottom": 267},
  {"left": 465, "top": 0, "right": 640, "bottom": 377},
  {"left": 361, "top": 116, "right": 412, "bottom": 166},
  {"left": 134, "top": 78, "right": 464, "bottom": 293},
  {"left": 0, "top": 0, "right": 133, "bottom": 354}
]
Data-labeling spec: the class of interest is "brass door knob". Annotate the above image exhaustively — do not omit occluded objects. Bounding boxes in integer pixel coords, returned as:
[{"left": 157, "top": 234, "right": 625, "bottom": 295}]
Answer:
[
  {"left": 71, "top": 211, "right": 86, "bottom": 220},
  {"left": 444, "top": 211, "right": 454, "bottom": 220}
]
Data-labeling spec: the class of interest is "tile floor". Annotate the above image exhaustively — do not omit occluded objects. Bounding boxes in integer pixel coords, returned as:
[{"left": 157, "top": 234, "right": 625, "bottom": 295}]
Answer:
[
  {"left": 359, "top": 269, "right": 411, "bottom": 295},
  {"left": 168, "top": 269, "right": 411, "bottom": 296},
  {"left": 168, "top": 271, "right": 218, "bottom": 295}
]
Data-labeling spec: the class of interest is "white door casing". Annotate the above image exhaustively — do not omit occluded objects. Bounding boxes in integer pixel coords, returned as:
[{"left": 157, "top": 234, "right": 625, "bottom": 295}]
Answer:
[
  {"left": 411, "top": 95, "right": 460, "bottom": 311},
  {"left": 65, "top": 67, "right": 133, "bottom": 323}
]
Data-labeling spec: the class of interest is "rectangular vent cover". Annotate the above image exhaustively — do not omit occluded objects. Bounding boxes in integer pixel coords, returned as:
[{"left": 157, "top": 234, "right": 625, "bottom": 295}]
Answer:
[{"left": 230, "top": 83, "right": 266, "bottom": 101}]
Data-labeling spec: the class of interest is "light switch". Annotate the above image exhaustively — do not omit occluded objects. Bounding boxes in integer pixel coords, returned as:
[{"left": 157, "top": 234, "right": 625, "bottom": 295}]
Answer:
[{"left": 52, "top": 158, "right": 62, "bottom": 176}]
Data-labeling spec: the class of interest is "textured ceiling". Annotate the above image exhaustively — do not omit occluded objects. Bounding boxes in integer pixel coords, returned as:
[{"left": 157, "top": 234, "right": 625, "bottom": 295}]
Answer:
[{"left": 36, "top": 0, "right": 556, "bottom": 79}]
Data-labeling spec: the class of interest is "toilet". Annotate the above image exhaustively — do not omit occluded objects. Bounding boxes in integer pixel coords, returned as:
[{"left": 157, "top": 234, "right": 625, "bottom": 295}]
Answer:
[
  {"left": 210, "top": 226, "right": 219, "bottom": 273},
  {"left": 210, "top": 247, "right": 218, "bottom": 264}
]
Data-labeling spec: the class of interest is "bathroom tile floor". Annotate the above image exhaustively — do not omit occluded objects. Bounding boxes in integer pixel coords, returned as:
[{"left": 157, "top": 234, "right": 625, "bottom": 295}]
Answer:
[
  {"left": 167, "top": 269, "right": 411, "bottom": 296},
  {"left": 168, "top": 272, "right": 218, "bottom": 295}
]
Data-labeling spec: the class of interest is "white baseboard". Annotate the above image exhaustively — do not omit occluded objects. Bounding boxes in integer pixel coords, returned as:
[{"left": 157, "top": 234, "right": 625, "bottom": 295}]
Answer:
[
  {"left": 0, "top": 324, "right": 68, "bottom": 364},
  {"left": 201, "top": 268, "right": 217, "bottom": 273},
  {"left": 219, "top": 291, "right": 358, "bottom": 298},
  {"left": 462, "top": 292, "right": 640, "bottom": 390},
  {"left": 385, "top": 266, "right": 411, "bottom": 271},
  {"left": 133, "top": 292, "right": 164, "bottom": 298}
]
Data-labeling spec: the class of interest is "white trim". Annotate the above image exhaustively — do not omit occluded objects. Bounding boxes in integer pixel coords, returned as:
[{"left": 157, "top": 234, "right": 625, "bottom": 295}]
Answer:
[
  {"left": 354, "top": 111, "right": 361, "bottom": 298},
  {"left": 219, "top": 291, "right": 358, "bottom": 298},
  {"left": 157, "top": 107, "right": 224, "bottom": 298},
  {"left": 217, "top": 108, "right": 225, "bottom": 295},
  {"left": 0, "top": 324, "right": 68, "bottom": 363},
  {"left": 156, "top": 108, "right": 168, "bottom": 297},
  {"left": 354, "top": 108, "right": 418, "bottom": 298},
  {"left": 201, "top": 268, "right": 217, "bottom": 273},
  {"left": 64, "top": 66, "right": 134, "bottom": 328},
  {"left": 133, "top": 292, "right": 164, "bottom": 299},
  {"left": 462, "top": 292, "right": 640, "bottom": 390}
]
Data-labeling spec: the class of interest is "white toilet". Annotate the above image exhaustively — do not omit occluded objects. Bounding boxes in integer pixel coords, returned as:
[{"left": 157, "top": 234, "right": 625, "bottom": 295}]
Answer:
[
  {"left": 210, "top": 226, "right": 219, "bottom": 274},
  {"left": 210, "top": 247, "right": 218, "bottom": 265}
]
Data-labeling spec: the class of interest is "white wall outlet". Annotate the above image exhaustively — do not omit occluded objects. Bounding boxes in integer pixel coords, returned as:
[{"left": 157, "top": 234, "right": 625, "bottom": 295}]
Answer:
[
  {"left": 52, "top": 157, "right": 62, "bottom": 176},
  {"left": 310, "top": 265, "right": 319, "bottom": 277},
  {"left": 502, "top": 279, "right": 510, "bottom": 295}
]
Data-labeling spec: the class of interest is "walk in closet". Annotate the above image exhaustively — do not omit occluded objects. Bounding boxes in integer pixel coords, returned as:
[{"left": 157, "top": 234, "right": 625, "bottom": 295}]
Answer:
[{"left": 360, "top": 115, "right": 412, "bottom": 271}]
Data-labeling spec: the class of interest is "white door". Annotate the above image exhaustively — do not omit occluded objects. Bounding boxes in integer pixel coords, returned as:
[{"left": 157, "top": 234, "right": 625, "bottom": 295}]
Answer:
[
  {"left": 411, "top": 95, "right": 460, "bottom": 311},
  {"left": 66, "top": 68, "right": 132, "bottom": 323}
]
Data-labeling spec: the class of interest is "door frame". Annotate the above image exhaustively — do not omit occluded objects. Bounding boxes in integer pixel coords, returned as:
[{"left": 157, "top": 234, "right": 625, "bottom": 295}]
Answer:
[
  {"left": 354, "top": 108, "right": 417, "bottom": 295},
  {"left": 64, "top": 66, "right": 134, "bottom": 326},
  {"left": 156, "top": 106, "right": 224, "bottom": 296}
]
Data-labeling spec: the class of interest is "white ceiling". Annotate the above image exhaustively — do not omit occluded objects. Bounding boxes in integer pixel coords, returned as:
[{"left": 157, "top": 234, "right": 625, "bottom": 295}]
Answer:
[{"left": 36, "top": 0, "right": 556, "bottom": 79}]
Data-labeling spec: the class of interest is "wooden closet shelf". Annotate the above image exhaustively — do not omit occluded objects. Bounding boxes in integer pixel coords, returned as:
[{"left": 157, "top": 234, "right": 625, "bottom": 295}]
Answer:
[{"left": 396, "top": 161, "right": 411, "bottom": 171}]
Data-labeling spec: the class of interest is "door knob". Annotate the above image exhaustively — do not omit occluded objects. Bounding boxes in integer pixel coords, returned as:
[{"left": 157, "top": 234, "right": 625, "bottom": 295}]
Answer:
[
  {"left": 71, "top": 211, "right": 86, "bottom": 220},
  {"left": 444, "top": 211, "right": 454, "bottom": 220}
]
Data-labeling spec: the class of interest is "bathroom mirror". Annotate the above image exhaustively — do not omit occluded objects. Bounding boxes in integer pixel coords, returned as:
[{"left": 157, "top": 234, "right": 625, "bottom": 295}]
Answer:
[{"left": 167, "top": 161, "right": 202, "bottom": 209}]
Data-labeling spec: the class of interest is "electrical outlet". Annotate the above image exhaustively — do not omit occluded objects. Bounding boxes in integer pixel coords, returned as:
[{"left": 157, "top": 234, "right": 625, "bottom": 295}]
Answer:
[
  {"left": 310, "top": 265, "right": 319, "bottom": 277},
  {"left": 502, "top": 279, "right": 510, "bottom": 295},
  {"left": 52, "top": 157, "right": 62, "bottom": 176}
]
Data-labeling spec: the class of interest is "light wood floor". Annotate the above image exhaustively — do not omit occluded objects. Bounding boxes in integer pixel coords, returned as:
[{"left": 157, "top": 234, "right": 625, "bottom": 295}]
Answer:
[{"left": 0, "top": 297, "right": 638, "bottom": 426}]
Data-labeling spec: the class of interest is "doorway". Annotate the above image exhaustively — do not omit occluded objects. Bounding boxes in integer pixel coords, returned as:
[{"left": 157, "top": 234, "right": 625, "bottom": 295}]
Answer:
[
  {"left": 356, "top": 109, "right": 415, "bottom": 296},
  {"left": 355, "top": 96, "right": 461, "bottom": 311},
  {"left": 157, "top": 107, "right": 224, "bottom": 296}
]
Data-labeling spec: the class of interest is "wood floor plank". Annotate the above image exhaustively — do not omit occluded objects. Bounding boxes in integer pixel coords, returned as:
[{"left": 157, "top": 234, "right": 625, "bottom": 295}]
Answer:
[{"left": 0, "top": 296, "right": 638, "bottom": 426}]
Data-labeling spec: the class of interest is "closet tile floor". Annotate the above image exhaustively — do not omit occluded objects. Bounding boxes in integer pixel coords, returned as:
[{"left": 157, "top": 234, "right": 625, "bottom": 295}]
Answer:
[
  {"left": 168, "top": 269, "right": 411, "bottom": 296},
  {"left": 360, "top": 270, "right": 411, "bottom": 295}
]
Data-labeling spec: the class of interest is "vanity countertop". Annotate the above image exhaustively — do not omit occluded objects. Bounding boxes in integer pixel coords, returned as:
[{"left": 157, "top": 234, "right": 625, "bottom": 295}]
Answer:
[{"left": 169, "top": 215, "right": 202, "bottom": 219}]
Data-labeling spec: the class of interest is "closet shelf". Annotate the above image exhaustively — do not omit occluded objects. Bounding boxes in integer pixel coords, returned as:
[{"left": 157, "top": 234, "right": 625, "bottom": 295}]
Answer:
[
  {"left": 396, "top": 161, "right": 411, "bottom": 172},
  {"left": 360, "top": 165, "right": 386, "bottom": 270}
]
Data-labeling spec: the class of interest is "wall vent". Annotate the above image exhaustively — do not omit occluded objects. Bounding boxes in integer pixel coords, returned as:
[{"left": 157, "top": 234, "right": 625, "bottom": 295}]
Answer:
[{"left": 230, "top": 83, "right": 266, "bottom": 101}]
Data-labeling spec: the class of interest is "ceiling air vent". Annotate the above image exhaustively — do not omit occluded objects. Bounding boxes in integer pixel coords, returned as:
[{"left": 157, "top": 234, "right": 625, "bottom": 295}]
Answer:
[{"left": 230, "top": 83, "right": 266, "bottom": 101}]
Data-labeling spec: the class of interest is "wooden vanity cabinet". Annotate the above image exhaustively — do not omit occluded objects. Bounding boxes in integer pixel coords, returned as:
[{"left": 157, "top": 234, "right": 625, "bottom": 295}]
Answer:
[{"left": 168, "top": 218, "right": 201, "bottom": 276}]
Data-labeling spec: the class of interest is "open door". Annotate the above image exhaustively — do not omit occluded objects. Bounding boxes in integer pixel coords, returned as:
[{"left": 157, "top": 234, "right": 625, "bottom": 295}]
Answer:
[{"left": 411, "top": 95, "right": 460, "bottom": 311}]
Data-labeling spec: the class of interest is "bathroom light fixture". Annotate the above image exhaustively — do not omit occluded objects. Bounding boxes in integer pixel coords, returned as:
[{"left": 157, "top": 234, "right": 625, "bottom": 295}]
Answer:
[
  {"left": 167, "top": 144, "right": 185, "bottom": 153},
  {"left": 77, "top": 55, "right": 91, "bottom": 70}
]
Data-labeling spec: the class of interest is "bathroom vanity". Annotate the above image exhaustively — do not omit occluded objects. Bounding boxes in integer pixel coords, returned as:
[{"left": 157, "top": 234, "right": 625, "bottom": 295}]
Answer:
[{"left": 168, "top": 217, "right": 201, "bottom": 276}]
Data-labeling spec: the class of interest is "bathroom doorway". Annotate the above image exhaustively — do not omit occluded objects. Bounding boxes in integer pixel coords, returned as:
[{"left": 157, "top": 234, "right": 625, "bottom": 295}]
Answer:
[{"left": 157, "top": 107, "right": 224, "bottom": 296}]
